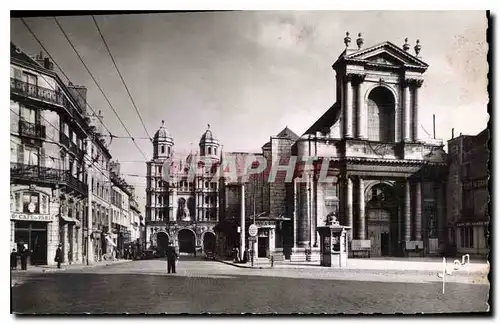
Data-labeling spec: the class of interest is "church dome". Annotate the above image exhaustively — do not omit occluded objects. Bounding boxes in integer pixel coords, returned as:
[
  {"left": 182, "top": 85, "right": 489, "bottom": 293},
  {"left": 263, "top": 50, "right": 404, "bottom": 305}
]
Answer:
[
  {"left": 200, "top": 124, "right": 217, "bottom": 143},
  {"left": 153, "top": 120, "right": 173, "bottom": 142}
]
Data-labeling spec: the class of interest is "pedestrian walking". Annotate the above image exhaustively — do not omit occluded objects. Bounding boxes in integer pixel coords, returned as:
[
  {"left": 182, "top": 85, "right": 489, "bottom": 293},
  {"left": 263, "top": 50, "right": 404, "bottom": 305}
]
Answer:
[
  {"left": 166, "top": 241, "right": 178, "bottom": 274},
  {"left": 10, "top": 248, "right": 17, "bottom": 270},
  {"left": 243, "top": 248, "right": 249, "bottom": 263},
  {"left": 55, "top": 244, "right": 63, "bottom": 269},
  {"left": 234, "top": 247, "right": 240, "bottom": 263}
]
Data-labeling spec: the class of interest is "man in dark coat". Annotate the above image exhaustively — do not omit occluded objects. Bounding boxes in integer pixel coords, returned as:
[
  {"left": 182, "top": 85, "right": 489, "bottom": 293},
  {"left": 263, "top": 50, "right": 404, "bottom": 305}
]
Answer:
[
  {"left": 10, "top": 249, "right": 17, "bottom": 270},
  {"left": 55, "top": 244, "right": 63, "bottom": 269},
  {"left": 166, "top": 242, "right": 178, "bottom": 274},
  {"left": 19, "top": 244, "right": 28, "bottom": 270}
]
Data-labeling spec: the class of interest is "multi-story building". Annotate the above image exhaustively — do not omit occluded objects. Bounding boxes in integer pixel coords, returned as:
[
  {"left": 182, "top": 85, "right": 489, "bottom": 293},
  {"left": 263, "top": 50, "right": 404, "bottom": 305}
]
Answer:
[
  {"left": 447, "top": 129, "right": 489, "bottom": 256},
  {"left": 10, "top": 44, "right": 89, "bottom": 266},
  {"left": 110, "top": 162, "right": 133, "bottom": 256},
  {"left": 145, "top": 122, "right": 219, "bottom": 255},
  {"left": 128, "top": 187, "right": 143, "bottom": 244}
]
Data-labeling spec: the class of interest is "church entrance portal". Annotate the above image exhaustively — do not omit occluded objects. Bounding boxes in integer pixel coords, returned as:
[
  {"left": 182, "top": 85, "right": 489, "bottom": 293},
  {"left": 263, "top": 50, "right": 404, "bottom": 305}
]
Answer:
[
  {"left": 156, "top": 232, "right": 170, "bottom": 256},
  {"left": 365, "top": 183, "right": 400, "bottom": 257},
  {"left": 178, "top": 229, "right": 196, "bottom": 254}
]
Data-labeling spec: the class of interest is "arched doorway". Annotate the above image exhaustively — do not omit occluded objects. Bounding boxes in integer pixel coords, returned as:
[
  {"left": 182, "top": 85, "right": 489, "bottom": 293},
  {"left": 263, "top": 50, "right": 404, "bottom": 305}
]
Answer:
[
  {"left": 365, "top": 182, "right": 399, "bottom": 256},
  {"left": 157, "top": 232, "right": 169, "bottom": 256},
  {"left": 178, "top": 229, "right": 196, "bottom": 254},
  {"left": 367, "top": 87, "right": 396, "bottom": 142},
  {"left": 203, "top": 232, "right": 216, "bottom": 253}
]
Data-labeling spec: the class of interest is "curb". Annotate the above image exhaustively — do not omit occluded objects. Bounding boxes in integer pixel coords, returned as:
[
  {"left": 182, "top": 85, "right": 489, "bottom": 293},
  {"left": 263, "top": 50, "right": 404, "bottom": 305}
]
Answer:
[
  {"left": 215, "top": 259, "right": 267, "bottom": 269},
  {"left": 13, "top": 259, "right": 133, "bottom": 273},
  {"left": 215, "top": 259, "right": 488, "bottom": 276}
]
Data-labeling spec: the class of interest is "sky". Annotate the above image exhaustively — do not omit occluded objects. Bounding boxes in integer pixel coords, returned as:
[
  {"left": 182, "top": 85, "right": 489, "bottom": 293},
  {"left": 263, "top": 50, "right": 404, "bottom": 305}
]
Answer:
[{"left": 10, "top": 11, "right": 489, "bottom": 210}]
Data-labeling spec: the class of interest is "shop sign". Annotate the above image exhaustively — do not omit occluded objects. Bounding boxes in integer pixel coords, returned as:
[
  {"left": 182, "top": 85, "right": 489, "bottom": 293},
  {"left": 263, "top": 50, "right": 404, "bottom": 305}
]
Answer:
[
  {"left": 463, "top": 179, "right": 488, "bottom": 190},
  {"left": 255, "top": 220, "right": 275, "bottom": 227},
  {"left": 456, "top": 221, "right": 488, "bottom": 227},
  {"left": 11, "top": 212, "right": 54, "bottom": 222}
]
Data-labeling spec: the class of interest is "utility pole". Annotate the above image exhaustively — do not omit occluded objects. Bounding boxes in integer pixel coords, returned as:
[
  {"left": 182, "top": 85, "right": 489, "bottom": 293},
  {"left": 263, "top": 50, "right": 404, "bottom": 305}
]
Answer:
[
  {"left": 240, "top": 183, "right": 245, "bottom": 262},
  {"left": 252, "top": 183, "right": 256, "bottom": 267}
]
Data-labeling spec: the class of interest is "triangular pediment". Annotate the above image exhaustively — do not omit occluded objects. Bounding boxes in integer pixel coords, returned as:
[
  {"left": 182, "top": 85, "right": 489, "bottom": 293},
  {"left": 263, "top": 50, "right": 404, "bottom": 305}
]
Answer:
[{"left": 345, "top": 41, "right": 428, "bottom": 68}]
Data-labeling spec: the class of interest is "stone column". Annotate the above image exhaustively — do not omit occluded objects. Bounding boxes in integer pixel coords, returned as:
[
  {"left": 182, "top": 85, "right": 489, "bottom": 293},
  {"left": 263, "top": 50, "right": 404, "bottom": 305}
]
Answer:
[
  {"left": 345, "top": 77, "right": 353, "bottom": 138},
  {"left": 436, "top": 182, "right": 445, "bottom": 243},
  {"left": 415, "top": 181, "right": 422, "bottom": 241},
  {"left": 403, "top": 82, "right": 411, "bottom": 142},
  {"left": 412, "top": 86, "right": 418, "bottom": 141},
  {"left": 346, "top": 176, "right": 353, "bottom": 236},
  {"left": 404, "top": 180, "right": 411, "bottom": 241},
  {"left": 171, "top": 188, "right": 177, "bottom": 222},
  {"left": 306, "top": 174, "right": 312, "bottom": 246},
  {"left": 354, "top": 74, "right": 367, "bottom": 139},
  {"left": 358, "top": 177, "right": 366, "bottom": 240},
  {"left": 298, "top": 182, "right": 310, "bottom": 247}
]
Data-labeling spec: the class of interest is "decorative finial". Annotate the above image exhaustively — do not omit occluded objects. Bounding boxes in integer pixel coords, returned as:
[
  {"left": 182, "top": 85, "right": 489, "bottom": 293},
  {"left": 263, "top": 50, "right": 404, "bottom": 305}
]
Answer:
[
  {"left": 207, "top": 123, "right": 210, "bottom": 130},
  {"left": 356, "top": 33, "right": 364, "bottom": 50},
  {"left": 344, "top": 32, "right": 351, "bottom": 48},
  {"left": 414, "top": 39, "right": 421, "bottom": 56},
  {"left": 403, "top": 38, "right": 410, "bottom": 51},
  {"left": 161, "top": 120, "right": 165, "bottom": 126}
]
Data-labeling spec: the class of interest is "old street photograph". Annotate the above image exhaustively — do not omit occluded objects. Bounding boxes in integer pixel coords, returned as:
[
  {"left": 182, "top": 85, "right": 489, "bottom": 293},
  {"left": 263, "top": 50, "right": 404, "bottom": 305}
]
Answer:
[{"left": 9, "top": 11, "right": 489, "bottom": 314}]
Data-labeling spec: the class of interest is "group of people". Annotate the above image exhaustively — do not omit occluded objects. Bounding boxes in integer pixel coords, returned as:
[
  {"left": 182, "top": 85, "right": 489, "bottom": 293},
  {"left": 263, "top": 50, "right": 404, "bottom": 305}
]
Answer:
[
  {"left": 232, "top": 247, "right": 250, "bottom": 263},
  {"left": 10, "top": 244, "right": 29, "bottom": 270}
]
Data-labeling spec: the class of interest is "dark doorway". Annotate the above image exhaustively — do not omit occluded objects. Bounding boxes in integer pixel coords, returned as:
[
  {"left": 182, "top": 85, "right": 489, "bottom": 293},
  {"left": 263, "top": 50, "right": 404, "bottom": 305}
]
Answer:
[
  {"left": 157, "top": 232, "right": 170, "bottom": 256},
  {"left": 203, "top": 232, "right": 216, "bottom": 253},
  {"left": 178, "top": 229, "right": 195, "bottom": 254},
  {"left": 258, "top": 237, "right": 268, "bottom": 258},
  {"left": 15, "top": 221, "right": 48, "bottom": 265},
  {"left": 381, "top": 232, "right": 390, "bottom": 256}
]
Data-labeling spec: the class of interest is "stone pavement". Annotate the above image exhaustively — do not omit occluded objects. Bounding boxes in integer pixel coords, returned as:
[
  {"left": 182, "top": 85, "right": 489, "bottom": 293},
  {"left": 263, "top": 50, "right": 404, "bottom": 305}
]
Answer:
[{"left": 11, "top": 257, "right": 490, "bottom": 314}]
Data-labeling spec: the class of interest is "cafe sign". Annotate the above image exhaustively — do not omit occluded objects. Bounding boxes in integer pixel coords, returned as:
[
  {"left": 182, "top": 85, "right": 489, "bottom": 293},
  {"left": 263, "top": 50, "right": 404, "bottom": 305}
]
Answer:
[{"left": 11, "top": 212, "right": 54, "bottom": 222}]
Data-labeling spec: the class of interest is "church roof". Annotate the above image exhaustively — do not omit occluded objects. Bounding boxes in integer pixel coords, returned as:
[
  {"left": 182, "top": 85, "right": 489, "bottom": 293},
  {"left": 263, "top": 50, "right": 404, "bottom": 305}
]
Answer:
[{"left": 303, "top": 102, "right": 341, "bottom": 135}]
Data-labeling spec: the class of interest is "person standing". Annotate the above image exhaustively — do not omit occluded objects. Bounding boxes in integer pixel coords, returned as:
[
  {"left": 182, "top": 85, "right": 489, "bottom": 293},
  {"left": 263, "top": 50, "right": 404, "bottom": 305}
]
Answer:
[
  {"left": 166, "top": 242, "right": 178, "bottom": 274},
  {"left": 10, "top": 249, "right": 17, "bottom": 270},
  {"left": 55, "top": 244, "right": 63, "bottom": 269},
  {"left": 20, "top": 244, "right": 28, "bottom": 271}
]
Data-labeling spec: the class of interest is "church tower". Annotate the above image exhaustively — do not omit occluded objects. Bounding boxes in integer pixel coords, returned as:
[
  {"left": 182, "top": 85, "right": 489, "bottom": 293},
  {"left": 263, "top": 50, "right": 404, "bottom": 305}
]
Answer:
[{"left": 146, "top": 120, "right": 174, "bottom": 232}]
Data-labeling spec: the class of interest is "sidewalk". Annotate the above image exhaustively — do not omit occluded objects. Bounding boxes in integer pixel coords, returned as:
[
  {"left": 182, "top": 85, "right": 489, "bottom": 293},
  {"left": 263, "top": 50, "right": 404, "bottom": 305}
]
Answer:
[
  {"left": 216, "top": 257, "right": 490, "bottom": 274},
  {"left": 11, "top": 259, "right": 133, "bottom": 273}
]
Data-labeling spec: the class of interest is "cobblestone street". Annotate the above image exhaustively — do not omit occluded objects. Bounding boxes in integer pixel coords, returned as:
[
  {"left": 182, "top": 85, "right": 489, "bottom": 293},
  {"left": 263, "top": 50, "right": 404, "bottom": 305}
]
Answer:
[{"left": 11, "top": 256, "right": 490, "bottom": 314}]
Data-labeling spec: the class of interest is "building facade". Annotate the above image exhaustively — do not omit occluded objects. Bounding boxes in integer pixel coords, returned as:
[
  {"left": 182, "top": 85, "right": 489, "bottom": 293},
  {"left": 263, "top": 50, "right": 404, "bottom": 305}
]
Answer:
[
  {"left": 110, "top": 163, "right": 133, "bottom": 257},
  {"left": 10, "top": 44, "right": 88, "bottom": 266},
  {"left": 145, "top": 123, "right": 219, "bottom": 255},
  {"left": 447, "top": 129, "right": 489, "bottom": 256}
]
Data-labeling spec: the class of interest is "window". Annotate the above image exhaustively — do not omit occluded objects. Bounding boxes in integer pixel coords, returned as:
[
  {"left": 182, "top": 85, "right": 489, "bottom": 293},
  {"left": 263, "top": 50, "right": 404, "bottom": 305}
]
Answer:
[
  {"left": 460, "top": 227, "right": 474, "bottom": 248},
  {"left": 23, "top": 192, "right": 40, "bottom": 213},
  {"left": 214, "top": 148, "right": 217, "bottom": 155},
  {"left": 161, "top": 145, "right": 165, "bottom": 154},
  {"left": 20, "top": 106, "right": 36, "bottom": 123},
  {"left": 168, "top": 146, "right": 171, "bottom": 154},
  {"left": 24, "top": 146, "right": 39, "bottom": 166},
  {"left": 22, "top": 72, "right": 37, "bottom": 85},
  {"left": 205, "top": 181, "right": 209, "bottom": 188},
  {"left": 208, "top": 147, "right": 212, "bottom": 155},
  {"left": 158, "top": 166, "right": 162, "bottom": 175}
]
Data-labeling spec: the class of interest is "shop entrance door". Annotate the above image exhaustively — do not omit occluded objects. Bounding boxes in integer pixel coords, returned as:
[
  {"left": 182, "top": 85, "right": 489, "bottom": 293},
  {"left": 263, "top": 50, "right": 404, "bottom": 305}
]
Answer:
[{"left": 14, "top": 221, "right": 48, "bottom": 265}]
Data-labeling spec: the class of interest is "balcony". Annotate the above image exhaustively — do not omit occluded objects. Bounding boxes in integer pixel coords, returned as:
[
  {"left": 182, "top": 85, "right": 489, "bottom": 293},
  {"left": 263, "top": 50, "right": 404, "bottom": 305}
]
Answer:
[
  {"left": 11, "top": 78, "right": 67, "bottom": 108},
  {"left": 18, "top": 120, "right": 46, "bottom": 139},
  {"left": 10, "top": 163, "right": 88, "bottom": 196}
]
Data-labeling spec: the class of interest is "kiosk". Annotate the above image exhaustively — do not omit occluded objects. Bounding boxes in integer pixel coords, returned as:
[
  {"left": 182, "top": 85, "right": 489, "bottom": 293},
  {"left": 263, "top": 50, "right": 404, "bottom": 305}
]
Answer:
[{"left": 317, "top": 214, "right": 351, "bottom": 268}]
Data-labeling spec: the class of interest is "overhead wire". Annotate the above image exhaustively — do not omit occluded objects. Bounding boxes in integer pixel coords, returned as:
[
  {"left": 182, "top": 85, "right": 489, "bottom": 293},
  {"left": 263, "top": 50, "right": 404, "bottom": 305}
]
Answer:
[
  {"left": 91, "top": 15, "right": 153, "bottom": 144},
  {"left": 52, "top": 16, "right": 149, "bottom": 161}
]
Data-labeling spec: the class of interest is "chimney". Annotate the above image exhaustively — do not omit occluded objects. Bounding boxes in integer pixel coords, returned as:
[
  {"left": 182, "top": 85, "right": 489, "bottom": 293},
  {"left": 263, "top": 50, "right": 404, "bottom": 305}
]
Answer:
[
  {"left": 110, "top": 161, "right": 121, "bottom": 176},
  {"left": 67, "top": 84, "right": 87, "bottom": 114}
]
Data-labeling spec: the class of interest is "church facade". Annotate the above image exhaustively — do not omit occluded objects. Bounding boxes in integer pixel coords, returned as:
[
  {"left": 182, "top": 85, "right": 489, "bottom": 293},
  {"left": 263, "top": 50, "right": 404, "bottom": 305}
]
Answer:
[
  {"left": 145, "top": 123, "right": 219, "bottom": 255},
  {"left": 290, "top": 34, "right": 448, "bottom": 259}
]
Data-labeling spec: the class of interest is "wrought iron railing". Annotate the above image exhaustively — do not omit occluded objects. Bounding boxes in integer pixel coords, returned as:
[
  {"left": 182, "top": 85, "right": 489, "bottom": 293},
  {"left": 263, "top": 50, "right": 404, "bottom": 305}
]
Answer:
[
  {"left": 18, "top": 120, "right": 46, "bottom": 139},
  {"left": 10, "top": 163, "right": 88, "bottom": 195},
  {"left": 11, "top": 78, "right": 66, "bottom": 107}
]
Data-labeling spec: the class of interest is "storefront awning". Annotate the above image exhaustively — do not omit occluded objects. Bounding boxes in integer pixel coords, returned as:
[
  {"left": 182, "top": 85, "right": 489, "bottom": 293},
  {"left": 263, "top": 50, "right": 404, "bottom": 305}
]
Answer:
[{"left": 59, "top": 214, "right": 79, "bottom": 223}]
